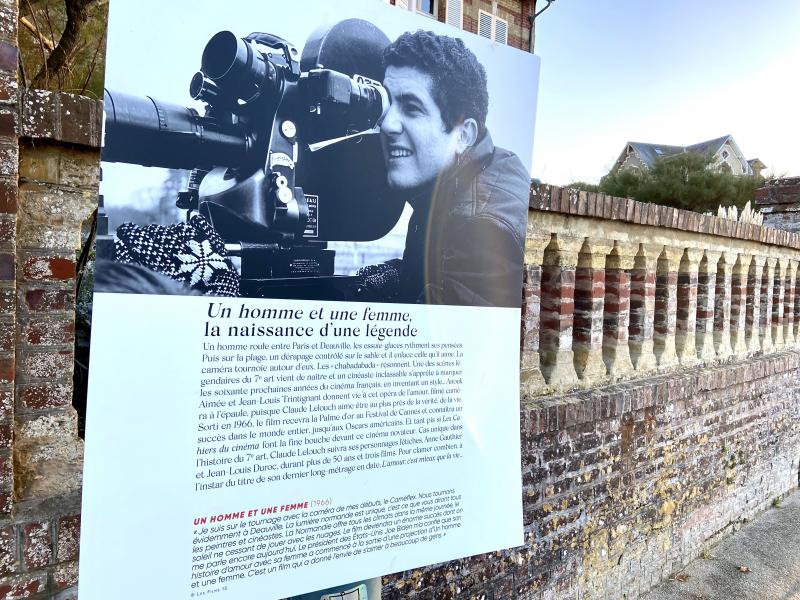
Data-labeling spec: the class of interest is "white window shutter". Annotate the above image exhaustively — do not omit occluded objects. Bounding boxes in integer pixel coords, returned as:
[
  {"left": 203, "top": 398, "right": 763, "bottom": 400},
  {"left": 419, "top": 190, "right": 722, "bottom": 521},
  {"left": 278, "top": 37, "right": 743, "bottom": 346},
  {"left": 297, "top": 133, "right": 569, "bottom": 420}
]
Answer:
[
  {"left": 478, "top": 10, "right": 493, "bottom": 39},
  {"left": 396, "top": 0, "right": 409, "bottom": 8},
  {"left": 494, "top": 16, "right": 508, "bottom": 44},
  {"left": 446, "top": 0, "right": 463, "bottom": 28}
]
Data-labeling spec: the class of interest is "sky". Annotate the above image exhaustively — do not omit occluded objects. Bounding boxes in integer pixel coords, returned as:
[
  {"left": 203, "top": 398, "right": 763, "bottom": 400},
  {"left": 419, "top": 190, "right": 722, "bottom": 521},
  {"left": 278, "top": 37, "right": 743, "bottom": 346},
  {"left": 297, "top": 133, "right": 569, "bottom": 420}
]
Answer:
[{"left": 531, "top": 0, "right": 800, "bottom": 185}]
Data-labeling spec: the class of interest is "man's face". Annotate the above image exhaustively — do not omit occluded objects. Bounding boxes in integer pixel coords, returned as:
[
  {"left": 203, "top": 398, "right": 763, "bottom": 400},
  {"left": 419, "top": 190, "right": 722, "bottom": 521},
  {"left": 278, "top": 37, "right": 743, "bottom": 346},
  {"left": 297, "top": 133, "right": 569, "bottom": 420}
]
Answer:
[{"left": 380, "top": 66, "right": 461, "bottom": 192}]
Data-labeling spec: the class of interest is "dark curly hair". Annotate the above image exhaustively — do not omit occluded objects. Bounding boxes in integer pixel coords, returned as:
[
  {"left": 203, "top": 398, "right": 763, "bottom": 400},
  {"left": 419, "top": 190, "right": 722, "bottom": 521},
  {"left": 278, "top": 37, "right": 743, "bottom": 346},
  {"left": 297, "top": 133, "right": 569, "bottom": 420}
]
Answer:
[{"left": 384, "top": 30, "right": 489, "bottom": 137}]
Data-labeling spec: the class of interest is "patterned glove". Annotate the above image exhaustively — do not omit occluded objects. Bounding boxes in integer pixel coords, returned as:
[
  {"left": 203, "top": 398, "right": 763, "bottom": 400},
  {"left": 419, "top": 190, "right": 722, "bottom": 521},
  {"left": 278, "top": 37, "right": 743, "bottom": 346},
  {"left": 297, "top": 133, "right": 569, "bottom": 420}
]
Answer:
[
  {"left": 356, "top": 259, "right": 402, "bottom": 302},
  {"left": 114, "top": 214, "right": 240, "bottom": 297}
]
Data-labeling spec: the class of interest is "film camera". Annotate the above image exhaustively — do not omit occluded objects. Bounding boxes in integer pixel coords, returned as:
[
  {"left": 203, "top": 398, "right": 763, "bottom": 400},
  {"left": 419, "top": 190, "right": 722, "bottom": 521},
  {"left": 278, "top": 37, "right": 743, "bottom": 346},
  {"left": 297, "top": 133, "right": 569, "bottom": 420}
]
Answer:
[{"left": 101, "top": 19, "right": 405, "bottom": 298}]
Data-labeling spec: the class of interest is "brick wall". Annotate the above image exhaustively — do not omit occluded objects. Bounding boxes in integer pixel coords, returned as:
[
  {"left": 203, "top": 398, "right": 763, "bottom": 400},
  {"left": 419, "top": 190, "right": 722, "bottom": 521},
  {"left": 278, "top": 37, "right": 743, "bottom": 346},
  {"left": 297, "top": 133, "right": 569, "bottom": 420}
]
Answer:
[
  {"left": 462, "top": 0, "right": 535, "bottom": 52},
  {"left": 383, "top": 187, "right": 800, "bottom": 599},
  {"left": 757, "top": 177, "right": 800, "bottom": 234},
  {"left": 8, "top": 91, "right": 99, "bottom": 599},
  {"left": 0, "top": 0, "right": 20, "bottom": 594},
  {"left": 383, "top": 353, "right": 800, "bottom": 599},
  {"left": 0, "top": 0, "right": 99, "bottom": 594}
]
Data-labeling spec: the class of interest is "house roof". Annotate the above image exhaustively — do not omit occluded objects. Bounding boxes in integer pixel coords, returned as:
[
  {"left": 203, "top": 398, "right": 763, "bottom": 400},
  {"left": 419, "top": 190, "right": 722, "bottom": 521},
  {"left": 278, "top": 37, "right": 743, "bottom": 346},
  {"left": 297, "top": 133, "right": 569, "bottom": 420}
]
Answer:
[
  {"left": 612, "top": 134, "right": 753, "bottom": 176},
  {"left": 626, "top": 142, "right": 684, "bottom": 168},
  {"left": 684, "top": 135, "right": 732, "bottom": 158},
  {"left": 628, "top": 135, "right": 732, "bottom": 170}
]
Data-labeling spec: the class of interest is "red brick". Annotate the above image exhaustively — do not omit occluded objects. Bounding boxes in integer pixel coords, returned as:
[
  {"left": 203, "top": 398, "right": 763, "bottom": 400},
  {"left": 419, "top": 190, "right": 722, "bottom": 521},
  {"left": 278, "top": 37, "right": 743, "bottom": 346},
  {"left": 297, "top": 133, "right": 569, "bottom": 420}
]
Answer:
[
  {"left": 0, "top": 43, "right": 17, "bottom": 73},
  {"left": 54, "top": 560, "right": 78, "bottom": 589},
  {"left": 0, "top": 493, "right": 10, "bottom": 518},
  {"left": 0, "top": 288, "right": 11, "bottom": 314},
  {"left": 0, "top": 356, "right": 13, "bottom": 385},
  {"left": 18, "top": 383, "right": 71, "bottom": 411},
  {"left": 22, "top": 288, "right": 73, "bottom": 312},
  {"left": 56, "top": 516, "right": 80, "bottom": 562},
  {"left": 22, "top": 256, "right": 75, "bottom": 282},
  {"left": 23, "top": 318, "right": 75, "bottom": 346},
  {"left": 0, "top": 526, "right": 14, "bottom": 577},
  {"left": 22, "top": 522, "right": 52, "bottom": 570},
  {"left": 0, "top": 425, "right": 11, "bottom": 450},
  {"left": 0, "top": 255, "right": 13, "bottom": 281},
  {"left": 0, "top": 456, "right": 9, "bottom": 490},
  {"left": 0, "top": 216, "right": 12, "bottom": 245},
  {"left": 549, "top": 187, "right": 560, "bottom": 211},
  {"left": 0, "top": 391, "right": 10, "bottom": 421},
  {"left": 0, "top": 114, "right": 14, "bottom": 140},
  {"left": 0, "top": 181, "right": 16, "bottom": 214},
  {"left": 0, "top": 322, "right": 11, "bottom": 352},
  {"left": 0, "top": 573, "right": 47, "bottom": 598},
  {"left": 20, "top": 350, "right": 72, "bottom": 380}
]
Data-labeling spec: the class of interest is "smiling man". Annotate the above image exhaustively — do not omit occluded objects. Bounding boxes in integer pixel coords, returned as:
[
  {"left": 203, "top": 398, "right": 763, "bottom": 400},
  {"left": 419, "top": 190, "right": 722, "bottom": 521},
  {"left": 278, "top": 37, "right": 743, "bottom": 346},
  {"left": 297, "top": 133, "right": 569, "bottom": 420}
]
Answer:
[{"left": 367, "top": 30, "right": 530, "bottom": 307}]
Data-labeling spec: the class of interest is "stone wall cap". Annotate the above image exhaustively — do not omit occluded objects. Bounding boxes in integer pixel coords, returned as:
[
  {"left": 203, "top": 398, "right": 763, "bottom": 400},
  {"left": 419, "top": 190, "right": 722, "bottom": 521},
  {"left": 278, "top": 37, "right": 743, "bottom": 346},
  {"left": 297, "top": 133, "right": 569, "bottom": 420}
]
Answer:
[
  {"left": 20, "top": 90, "right": 102, "bottom": 148},
  {"left": 529, "top": 182, "right": 800, "bottom": 251}
]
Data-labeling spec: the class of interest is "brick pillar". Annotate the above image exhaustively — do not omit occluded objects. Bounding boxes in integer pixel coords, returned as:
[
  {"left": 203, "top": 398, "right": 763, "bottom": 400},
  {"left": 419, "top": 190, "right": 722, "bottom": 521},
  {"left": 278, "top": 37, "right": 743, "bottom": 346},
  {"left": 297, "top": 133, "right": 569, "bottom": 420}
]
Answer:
[
  {"left": 759, "top": 257, "right": 775, "bottom": 353},
  {"left": 629, "top": 243, "right": 658, "bottom": 372},
  {"left": 675, "top": 248, "right": 702, "bottom": 365},
  {"left": 794, "top": 266, "right": 800, "bottom": 344},
  {"left": 7, "top": 88, "right": 99, "bottom": 598},
  {"left": 602, "top": 241, "right": 636, "bottom": 380},
  {"left": 520, "top": 231, "right": 549, "bottom": 397},
  {"left": 0, "top": 1, "right": 18, "bottom": 591},
  {"left": 539, "top": 234, "right": 582, "bottom": 389},
  {"left": 696, "top": 250, "right": 721, "bottom": 361},
  {"left": 653, "top": 246, "right": 681, "bottom": 369},
  {"left": 730, "top": 254, "right": 752, "bottom": 357},
  {"left": 784, "top": 260, "right": 797, "bottom": 347},
  {"left": 713, "top": 251, "right": 734, "bottom": 359},
  {"left": 745, "top": 255, "right": 764, "bottom": 353},
  {"left": 771, "top": 258, "right": 786, "bottom": 350},
  {"left": 573, "top": 238, "right": 611, "bottom": 382}
]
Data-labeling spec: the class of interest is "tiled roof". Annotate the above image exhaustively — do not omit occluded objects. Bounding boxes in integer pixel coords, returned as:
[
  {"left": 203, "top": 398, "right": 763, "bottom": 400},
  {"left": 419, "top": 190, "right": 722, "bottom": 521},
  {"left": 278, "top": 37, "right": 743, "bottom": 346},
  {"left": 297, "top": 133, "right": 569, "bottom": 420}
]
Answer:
[{"left": 628, "top": 135, "right": 732, "bottom": 169}]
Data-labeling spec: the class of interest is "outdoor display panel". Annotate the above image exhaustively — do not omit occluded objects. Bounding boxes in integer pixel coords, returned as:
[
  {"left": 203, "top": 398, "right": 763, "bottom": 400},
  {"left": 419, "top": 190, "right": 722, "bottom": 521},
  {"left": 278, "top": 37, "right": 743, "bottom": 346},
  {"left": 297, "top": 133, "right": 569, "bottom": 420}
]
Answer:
[{"left": 80, "top": 1, "right": 540, "bottom": 598}]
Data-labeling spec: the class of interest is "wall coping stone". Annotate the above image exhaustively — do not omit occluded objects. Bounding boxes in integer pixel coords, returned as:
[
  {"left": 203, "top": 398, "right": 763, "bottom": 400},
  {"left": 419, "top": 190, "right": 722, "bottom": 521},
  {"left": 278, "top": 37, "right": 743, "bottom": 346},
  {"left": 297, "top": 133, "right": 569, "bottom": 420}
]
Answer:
[
  {"left": 19, "top": 90, "right": 102, "bottom": 148},
  {"left": 529, "top": 183, "right": 800, "bottom": 251}
]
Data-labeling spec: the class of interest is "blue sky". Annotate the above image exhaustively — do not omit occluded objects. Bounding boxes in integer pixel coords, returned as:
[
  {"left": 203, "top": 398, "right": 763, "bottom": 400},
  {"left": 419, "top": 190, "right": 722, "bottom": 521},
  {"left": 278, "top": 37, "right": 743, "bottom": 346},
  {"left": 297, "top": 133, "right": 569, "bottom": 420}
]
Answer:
[{"left": 531, "top": 0, "right": 800, "bottom": 185}]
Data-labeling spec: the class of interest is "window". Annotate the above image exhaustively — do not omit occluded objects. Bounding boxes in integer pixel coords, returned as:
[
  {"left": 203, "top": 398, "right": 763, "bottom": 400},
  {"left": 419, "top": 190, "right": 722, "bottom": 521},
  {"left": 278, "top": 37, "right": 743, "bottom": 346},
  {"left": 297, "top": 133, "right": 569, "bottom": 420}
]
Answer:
[
  {"left": 417, "top": 0, "right": 437, "bottom": 17},
  {"left": 446, "top": 0, "right": 463, "bottom": 28},
  {"left": 477, "top": 9, "right": 508, "bottom": 44}
]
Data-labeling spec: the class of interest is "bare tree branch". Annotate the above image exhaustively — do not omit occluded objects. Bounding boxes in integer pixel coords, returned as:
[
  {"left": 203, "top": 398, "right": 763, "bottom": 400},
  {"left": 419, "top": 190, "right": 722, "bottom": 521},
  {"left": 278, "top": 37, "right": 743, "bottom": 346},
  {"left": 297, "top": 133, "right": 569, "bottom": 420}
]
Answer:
[
  {"left": 19, "top": 0, "right": 52, "bottom": 18},
  {"left": 19, "top": 16, "right": 55, "bottom": 52},
  {"left": 23, "top": 0, "right": 50, "bottom": 87}
]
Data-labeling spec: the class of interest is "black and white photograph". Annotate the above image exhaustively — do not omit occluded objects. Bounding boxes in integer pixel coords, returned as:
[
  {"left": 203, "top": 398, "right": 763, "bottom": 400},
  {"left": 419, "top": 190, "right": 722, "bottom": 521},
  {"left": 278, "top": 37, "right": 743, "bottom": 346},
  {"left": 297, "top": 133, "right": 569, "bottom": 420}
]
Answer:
[
  {"left": 80, "top": 3, "right": 539, "bottom": 598},
  {"left": 98, "top": 0, "right": 539, "bottom": 307}
]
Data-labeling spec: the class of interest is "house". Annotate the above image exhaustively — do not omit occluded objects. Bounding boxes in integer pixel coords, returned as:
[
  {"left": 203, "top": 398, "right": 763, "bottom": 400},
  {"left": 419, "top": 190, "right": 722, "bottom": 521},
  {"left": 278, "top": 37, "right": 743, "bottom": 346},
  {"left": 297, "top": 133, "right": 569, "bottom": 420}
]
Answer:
[
  {"left": 384, "top": 0, "right": 539, "bottom": 52},
  {"left": 610, "top": 135, "right": 763, "bottom": 177}
]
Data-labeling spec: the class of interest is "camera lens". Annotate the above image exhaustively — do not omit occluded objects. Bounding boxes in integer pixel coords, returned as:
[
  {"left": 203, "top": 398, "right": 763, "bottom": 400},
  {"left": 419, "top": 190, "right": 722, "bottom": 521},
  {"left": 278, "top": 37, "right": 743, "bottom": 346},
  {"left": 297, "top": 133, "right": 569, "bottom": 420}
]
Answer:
[
  {"left": 202, "top": 31, "right": 244, "bottom": 81},
  {"left": 201, "top": 31, "right": 273, "bottom": 104}
]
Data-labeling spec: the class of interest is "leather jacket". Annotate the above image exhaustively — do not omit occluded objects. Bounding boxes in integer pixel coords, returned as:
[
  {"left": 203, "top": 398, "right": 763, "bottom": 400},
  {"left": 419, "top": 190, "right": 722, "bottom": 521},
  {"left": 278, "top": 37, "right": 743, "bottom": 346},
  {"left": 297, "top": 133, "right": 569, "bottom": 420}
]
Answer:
[{"left": 397, "top": 131, "right": 529, "bottom": 307}]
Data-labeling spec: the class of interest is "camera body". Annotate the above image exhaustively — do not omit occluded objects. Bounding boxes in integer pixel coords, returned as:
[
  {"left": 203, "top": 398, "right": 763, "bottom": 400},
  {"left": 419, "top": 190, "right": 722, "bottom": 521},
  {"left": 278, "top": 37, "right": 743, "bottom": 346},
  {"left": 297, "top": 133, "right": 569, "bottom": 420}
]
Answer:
[{"left": 101, "top": 19, "right": 405, "bottom": 298}]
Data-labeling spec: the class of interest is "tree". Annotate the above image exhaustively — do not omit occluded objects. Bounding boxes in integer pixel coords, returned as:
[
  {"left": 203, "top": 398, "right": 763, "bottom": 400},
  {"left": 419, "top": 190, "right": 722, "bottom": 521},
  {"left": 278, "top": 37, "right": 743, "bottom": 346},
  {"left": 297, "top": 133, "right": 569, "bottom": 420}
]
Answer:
[
  {"left": 18, "top": 0, "right": 108, "bottom": 97},
  {"left": 598, "top": 153, "right": 764, "bottom": 213},
  {"left": 565, "top": 181, "right": 600, "bottom": 193}
]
